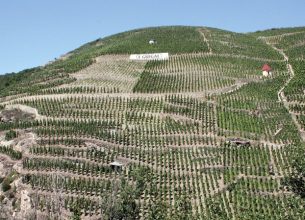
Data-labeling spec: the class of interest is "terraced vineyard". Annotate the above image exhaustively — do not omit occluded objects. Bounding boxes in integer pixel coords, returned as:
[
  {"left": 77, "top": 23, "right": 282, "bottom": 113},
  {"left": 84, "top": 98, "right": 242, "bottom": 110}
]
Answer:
[{"left": 0, "top": 26, "right": 305, "bottom": 219}]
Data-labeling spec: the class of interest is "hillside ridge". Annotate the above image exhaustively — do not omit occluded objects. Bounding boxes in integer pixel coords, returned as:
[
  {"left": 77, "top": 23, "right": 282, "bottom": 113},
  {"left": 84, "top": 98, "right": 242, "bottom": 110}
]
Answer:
[{"left": 0, "top": 25, "right": 305, "bottom": 219}]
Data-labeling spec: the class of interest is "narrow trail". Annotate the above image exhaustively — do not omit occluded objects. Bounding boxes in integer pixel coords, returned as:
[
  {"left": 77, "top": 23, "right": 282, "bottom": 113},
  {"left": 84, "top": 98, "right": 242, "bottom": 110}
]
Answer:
[
  {"left": 197, "top": 28, "right": 212, "bottom": 54},
  {"left": 0, "top": 153, "right": 19, "bottom": 164},
  {"left": 257, "top": 31, "right": 305, "bottom": 40},
  {"left": 0, "top": 91, "right": 208, "bottom": 106},
  {"left": 20, "top": 169, "right": 116, "bottom": 181},
  {"left": 20, "top": 182, "right": 103, "bottom": 202},
  {"left": 213, "top": 173, "right": 285, "bottom": 195},
  {"left": 264, "top": 40, "right": 305, "bottom": 142}
]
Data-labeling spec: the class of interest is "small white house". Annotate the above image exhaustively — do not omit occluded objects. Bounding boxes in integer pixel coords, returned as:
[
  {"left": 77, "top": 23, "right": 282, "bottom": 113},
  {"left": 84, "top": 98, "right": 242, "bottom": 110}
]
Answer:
[
  {"left": 149, "top": 39, "right": 156, "bottom": 45},
  {"left": 262, "top": 64, "right": 272, "bottom": 77}
]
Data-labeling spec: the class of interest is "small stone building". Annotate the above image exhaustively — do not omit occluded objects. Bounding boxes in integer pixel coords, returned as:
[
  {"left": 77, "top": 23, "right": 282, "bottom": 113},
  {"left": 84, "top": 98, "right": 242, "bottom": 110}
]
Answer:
[
  {"left": 262, "top": 64, "right": 272, "bottom": 77},
  {"left": 109, "top": 161, "right": 124, "bottom": 171},
  {"left": 226, "top": 138, "right": 250, "bottom": 147}
]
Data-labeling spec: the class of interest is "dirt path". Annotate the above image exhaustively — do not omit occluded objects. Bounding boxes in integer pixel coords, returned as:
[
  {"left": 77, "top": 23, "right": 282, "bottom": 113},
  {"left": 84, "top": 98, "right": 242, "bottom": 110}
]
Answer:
[
  {"left": 212, "top": 173, "right": 285, "bottom": 196},
  {"left": 0, "top": 92, "right": 209, "bottom": 106},
  {"left": 208, "top": 80, "right": 248, "bottom": 95},
  {"left": 20, "top": 169, "right": 117, "bottom": 181},
  {"left": 0, "top": 153, "right": 19, "bottom": 163},
  {"left": 258, "top": 31, "right": 305, "bottom": 40},
  {"left": 24, "top": 153, "right": 108, "bottom": 166},
  {"left": 264, "top": 41, "right": 305, "bottom": 142},
  {"left": 21, "top": 182, "right": 103, "bottom": 202},
  {"left": 197, "top": 28, "right": 212, "bottom": 54}
]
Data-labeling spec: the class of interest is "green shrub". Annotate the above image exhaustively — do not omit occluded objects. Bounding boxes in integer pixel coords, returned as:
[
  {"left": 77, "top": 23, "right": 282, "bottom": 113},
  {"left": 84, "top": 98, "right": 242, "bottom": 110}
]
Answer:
[
  {"left": 0, "top": 146, "right": 22, "bottom": 160},
  {"left": 5, "top": 130, "right": 18, "bottom": 141},
  {"left": 2, "top": 179, "right": 11, "bottom": 192}
]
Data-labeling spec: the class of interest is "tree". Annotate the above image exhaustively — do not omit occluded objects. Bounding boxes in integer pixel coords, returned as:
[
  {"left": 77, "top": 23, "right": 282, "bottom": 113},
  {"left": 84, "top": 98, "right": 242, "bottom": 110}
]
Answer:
[
  {"left": 102, "top": 179, "right": 140, "bottom": 220},
  {"left": 147, "top": 200, "right": 169, "bottom": 220},
  {"left": 284, "top": 148, "right": 305, "bottom": 198},
  {"left": 70, "top": 202, "right": 81, "bottom": 220},
  {"left": 171, "top": 194, "right": 193, "bottom": 220},
  {"left": 117, "top": 184, "right": 139, "bottom": 220},
  {"left": 5, "top": 130, "right": 17, "bottom": 141},
  {"left": 1, "top": 179, "right": 11, "bottom": 192}
]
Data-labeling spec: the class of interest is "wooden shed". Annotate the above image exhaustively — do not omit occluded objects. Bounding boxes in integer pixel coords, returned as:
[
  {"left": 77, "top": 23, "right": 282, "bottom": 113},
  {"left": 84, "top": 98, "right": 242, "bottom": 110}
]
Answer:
[
  {"left": 226, "top": 138, "right": 251, "bottom": 147},
  {"left": 109, "top": 161, "right": 124, "bottom": 171}
]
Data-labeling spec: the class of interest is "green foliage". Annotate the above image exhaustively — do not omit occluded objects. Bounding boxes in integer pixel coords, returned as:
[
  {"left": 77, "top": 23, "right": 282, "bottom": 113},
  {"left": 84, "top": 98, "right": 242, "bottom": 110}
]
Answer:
[
  {"left": 104, "top": 180, "right": 140, "bottom": 220},
  {"left": 171, "top": 194, "right": 193, "bottom": 220},
  {"left": 50, "top": 53, "right": 95, "bottom": 73},
  {"left": 1, "top": 171, "right": 18, "bottom": 192},
  {"left": 207, "top": 28, "right": 283, "bottom": 59},
  {"left": 286, "top": 44, "right": 305, "bottom": 60},
  {"left": 129, "top": 166, "right": 152, "bottom": 196},
  {"left": 97, "top": 26, "right": 209, "bottom": 54},
  {"left": 1, "top": 179, "right": 11, "bottom": 192},
  {"left": 228, "top": 75, "right": 286, "bottom": 101},
  {"left": 284, "top": 146, "right": 305, "bottom": 198},
  {"left": 5, "top": 130, "right": 17, "bottom": 141},
  {"left": 118, "top": 184, "right": 140, "bottom": 219},
  {"left": 250, "top": 26, "right": 305, "bottom": 37},
  {"left": 285, "top": 60, "right": 305, "bottom": 99},
  {"left": 147, "top": 200, "right": 169, "bottom": 220},
  {"left": 217, "top": 107, "right": 265, "bottom": 134},
  {"left": 70, "top": 202, "right": 82, "bottom": 220},
  {"left": 133, "top": 54, "right": 274, "bottom": 93},
  {"left": 0, "top": 67, "right": 74, "bottom": 98},
  {"left": 0, "top": 146, "right": 22, "bottom": 160},
  {"left": 275, "top": 32, "right": 305, "bottom": 49},
  {"left": 1, "top": 25, "right": 305, "bottom": 219},
  {"left": 206, "top": 199, "right": 228, "bottom": 220},
  {"left": 223, "top": 145, "right": 270, "bottom": 176},
  {"left": 40, "top": 26, "right": 210, "bottom": 82}
]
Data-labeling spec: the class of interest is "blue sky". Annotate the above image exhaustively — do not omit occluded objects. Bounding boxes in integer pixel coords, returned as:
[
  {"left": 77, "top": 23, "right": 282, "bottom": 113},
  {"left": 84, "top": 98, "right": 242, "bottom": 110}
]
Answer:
[{"left": 1, "top": 0, "right": 305, "bottom": 75}]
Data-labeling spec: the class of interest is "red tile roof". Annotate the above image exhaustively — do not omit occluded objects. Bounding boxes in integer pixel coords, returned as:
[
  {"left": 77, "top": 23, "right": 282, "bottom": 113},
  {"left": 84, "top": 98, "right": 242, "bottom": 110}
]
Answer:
[{"left": 262, "top": 64, "right": 272, "bottom": 71}]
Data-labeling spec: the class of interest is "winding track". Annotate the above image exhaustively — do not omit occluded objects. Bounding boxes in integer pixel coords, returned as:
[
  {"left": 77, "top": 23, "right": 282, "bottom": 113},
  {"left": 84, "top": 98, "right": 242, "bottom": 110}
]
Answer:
[{"left": 264, "top": 39, "right": 305, "bottom": 142}]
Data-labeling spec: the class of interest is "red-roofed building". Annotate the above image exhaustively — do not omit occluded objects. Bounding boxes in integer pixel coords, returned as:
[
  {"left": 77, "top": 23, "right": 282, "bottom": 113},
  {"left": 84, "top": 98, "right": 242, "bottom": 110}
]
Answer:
[{"left": 262, "top": 64, "right": 272, "bottom": 77}]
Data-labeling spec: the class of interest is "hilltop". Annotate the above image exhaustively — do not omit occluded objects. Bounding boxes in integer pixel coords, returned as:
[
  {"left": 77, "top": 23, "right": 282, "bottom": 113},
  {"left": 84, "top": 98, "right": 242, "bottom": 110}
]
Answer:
[{"left": 0, "top": 26, "right": 305, "bottom": 219}]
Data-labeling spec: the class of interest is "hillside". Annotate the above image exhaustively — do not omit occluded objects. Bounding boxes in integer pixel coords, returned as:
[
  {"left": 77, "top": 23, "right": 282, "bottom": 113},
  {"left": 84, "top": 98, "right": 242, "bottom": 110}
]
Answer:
[{"left": 0, "top": 26, "right": 305, "bottom": 219}]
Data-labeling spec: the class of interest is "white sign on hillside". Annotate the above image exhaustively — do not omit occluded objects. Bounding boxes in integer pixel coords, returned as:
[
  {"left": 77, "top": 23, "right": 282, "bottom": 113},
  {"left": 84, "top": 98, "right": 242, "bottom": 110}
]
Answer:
[{"left": 130, "top": 53, "right": 169, "bottom": 61}]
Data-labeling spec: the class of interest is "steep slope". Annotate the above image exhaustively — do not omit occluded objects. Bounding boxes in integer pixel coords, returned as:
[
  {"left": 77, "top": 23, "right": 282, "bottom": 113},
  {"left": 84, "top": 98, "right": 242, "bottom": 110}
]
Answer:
[
  {"left": 252, "top": 27, "right": 305, "bottom": 203},
  {"left": 0, "top": 26, "right": 305, "bottom": 219}
]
